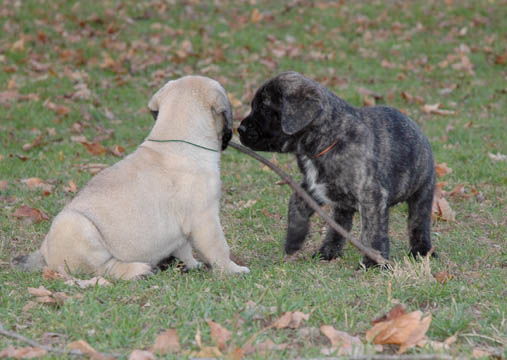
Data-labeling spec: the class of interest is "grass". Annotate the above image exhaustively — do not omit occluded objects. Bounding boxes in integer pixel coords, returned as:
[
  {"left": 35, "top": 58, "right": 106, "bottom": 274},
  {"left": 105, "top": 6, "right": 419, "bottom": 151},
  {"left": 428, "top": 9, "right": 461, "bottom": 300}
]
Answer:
[{"left": 0, "top": 0, "right": 506, "bottom": 358}]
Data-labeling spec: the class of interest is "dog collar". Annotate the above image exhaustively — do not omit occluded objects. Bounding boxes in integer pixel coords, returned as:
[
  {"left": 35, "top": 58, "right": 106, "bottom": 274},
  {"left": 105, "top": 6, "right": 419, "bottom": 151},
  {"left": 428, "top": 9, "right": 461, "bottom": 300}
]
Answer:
[
  {"left": 312, "top": 140, "right": 339, "bottom": 159},
  {"left": 147, "top": 139, "right": 218, "bottom": 152}
]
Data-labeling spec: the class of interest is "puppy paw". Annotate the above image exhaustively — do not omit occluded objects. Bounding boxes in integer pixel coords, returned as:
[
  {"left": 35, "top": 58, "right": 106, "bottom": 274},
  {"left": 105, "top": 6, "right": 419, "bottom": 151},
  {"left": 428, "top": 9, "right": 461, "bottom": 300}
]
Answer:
[
  {"left": 224, "top": 262, "right": 250, "bottom": 274},
  {"left": 312, "top": 246, "right": 342, "bottom": 261}
]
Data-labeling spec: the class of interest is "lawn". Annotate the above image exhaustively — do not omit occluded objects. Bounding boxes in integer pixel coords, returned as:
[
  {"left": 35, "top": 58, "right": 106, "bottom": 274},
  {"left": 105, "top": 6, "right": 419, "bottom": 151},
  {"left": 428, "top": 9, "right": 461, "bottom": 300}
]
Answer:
[{"left": 0, "top": 0, "right": 505, "bottom": 359}]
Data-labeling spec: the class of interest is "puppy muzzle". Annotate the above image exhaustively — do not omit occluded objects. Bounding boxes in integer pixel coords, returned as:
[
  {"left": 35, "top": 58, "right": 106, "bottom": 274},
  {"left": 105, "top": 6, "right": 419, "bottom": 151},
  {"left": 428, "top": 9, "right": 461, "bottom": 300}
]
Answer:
[{"left": 238, "top": 121, "right": 260, "bottom": 146}]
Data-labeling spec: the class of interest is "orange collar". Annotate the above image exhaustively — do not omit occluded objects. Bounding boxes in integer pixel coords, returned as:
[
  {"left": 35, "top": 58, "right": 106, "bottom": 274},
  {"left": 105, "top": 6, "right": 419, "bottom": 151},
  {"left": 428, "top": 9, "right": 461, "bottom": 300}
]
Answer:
[{"left": 312, "top": 140, "right": 339, "bottom": 159}]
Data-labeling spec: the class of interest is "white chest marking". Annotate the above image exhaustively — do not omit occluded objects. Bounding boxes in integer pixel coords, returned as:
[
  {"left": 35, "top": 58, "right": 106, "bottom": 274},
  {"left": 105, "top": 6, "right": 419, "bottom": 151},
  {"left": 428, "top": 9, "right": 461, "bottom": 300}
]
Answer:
[{"left": 303, "top": 159, "right": 334, "bottom": 204}]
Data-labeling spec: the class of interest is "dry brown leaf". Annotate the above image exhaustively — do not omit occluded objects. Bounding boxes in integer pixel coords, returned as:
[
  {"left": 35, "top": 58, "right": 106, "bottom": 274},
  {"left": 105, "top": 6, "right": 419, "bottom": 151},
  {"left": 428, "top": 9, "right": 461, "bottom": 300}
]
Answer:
[
  {"left": 28, "top": 286, "right": 52, "bottom": 297},
  {"left": 250, "top": 9, "right": 263, "bottom": 23},
  {"left": 421, "top": 103, "right": 456, "bottom": 115},
  {"left": 13, "top": 205, "right": 49, "bottom": 224},
  {"left": 435, "top": 162, "right": 453, "bottom": 178},
  {"left": 66, "top": 276, "right": 111, "bottom": 288},
  {"left": 44, "top": 100, "right": 70, "bottom": 116},
  {"left": 68, "top": 340, "right": 98, "bottom": 357},
  {"left": 152, "top": 329, "right": 180, "bottom": 354},
  {"left": 320, "top": 325, "right": 363, "bottom": 356},
  {"left": 436, "top": 197, "right": 456, "bottom": 222},
  {"left": 206, "top": 319, "right": 231, "bottom": 351},
  {"left": 434, "top": 271, "right": 454, "bottom": 284},
  {"left": 108, "top": 145, "right": 125, "bottom": 157},
  {"left": 128, "top": 350, "right": 156, "bottom": 360},
  {"left": 372, "top": 304, "right": 407, "bottom": 324},
  {"left": 64, "top": 180, "right": 78, "bottom": 193},
  {"left": 35, "top": 295, "right": 56, "bottom": 304},
  {"left": 366, "top": 309, "right": 432, "bottom": 354},
  {"left": 81, "top": 141, "right": 106, "bottom": 156},
  {"left": 0, "top": 345, "right": 47, "bottom": 359},
  {"left": 272, "top": 311, "right": 310, "bottom": 329}
]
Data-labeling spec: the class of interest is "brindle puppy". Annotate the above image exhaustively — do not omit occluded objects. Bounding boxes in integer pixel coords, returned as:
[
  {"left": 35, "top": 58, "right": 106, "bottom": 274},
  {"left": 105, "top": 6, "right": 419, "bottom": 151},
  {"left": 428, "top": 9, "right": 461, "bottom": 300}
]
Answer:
[{"left": 238, "top": 71, "right": 436, "bottom": 267}]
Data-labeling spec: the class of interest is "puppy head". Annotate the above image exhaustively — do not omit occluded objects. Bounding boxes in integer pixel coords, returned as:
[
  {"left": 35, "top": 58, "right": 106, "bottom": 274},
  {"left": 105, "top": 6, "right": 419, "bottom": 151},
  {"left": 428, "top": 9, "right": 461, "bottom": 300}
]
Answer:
[
  {"left": 238, "top": 71, "right": 325, "bottom": 152},
  {"left": 147, "top": 76, "right": 233, "bottom": 150}
]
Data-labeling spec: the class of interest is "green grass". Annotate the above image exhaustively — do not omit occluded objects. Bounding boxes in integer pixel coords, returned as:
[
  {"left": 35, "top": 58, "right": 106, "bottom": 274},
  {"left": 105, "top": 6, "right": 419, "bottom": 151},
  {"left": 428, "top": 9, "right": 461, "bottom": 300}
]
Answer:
[{"left": 1, "top": 0, "right": 506, "bottom": 358}]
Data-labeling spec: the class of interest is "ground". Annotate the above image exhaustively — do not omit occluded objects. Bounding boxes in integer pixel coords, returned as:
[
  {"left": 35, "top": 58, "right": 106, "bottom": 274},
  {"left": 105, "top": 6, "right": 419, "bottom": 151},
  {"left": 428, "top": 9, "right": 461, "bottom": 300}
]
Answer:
[{"left": 0, "top": 0, "right": 505, "bottom": 359}]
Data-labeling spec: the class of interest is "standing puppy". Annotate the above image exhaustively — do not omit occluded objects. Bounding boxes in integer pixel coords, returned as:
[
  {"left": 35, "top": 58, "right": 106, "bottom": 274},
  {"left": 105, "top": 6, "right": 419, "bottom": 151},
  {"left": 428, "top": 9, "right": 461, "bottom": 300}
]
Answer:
[
  {"left": 238, "top": 71, "right": 435, "bottom": 267},
  {"left": 14, "top": 76, "right": 249, "bottom": 279}
]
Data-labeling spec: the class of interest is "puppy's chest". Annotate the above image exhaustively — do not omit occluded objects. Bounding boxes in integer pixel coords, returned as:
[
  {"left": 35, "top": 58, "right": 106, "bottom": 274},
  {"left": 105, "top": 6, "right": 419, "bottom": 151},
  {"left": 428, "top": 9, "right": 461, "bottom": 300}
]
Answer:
[{"left": 301, "top": 157, "right": 357, "bottom": 208}]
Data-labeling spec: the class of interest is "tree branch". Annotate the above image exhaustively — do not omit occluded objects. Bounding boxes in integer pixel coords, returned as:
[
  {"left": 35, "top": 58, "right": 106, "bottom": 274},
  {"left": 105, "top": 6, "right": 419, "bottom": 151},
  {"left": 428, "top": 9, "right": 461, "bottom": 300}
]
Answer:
[{"left": 229, "top": 141, "right": 391, "bottom": 266}]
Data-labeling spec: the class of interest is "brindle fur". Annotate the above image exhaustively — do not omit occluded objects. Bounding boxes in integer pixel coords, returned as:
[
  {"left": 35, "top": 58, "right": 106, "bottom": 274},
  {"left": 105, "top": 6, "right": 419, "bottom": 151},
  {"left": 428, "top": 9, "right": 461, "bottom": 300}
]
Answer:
[{"left": 238, "top": 71, "right": 436, "bottom": 267}]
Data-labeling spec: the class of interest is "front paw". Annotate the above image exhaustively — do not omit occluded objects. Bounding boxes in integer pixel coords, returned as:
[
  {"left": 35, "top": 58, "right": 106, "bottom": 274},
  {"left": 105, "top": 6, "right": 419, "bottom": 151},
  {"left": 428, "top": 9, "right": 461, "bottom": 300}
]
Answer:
[
  {"left": 227, "top": 262, "right": 250, "bottom": 274},
  {"left": 285, "top": 241, "right": 302, "bottom": 255},
  {"left": 313, "top": 244, "right": 342, "bottom": 261}
]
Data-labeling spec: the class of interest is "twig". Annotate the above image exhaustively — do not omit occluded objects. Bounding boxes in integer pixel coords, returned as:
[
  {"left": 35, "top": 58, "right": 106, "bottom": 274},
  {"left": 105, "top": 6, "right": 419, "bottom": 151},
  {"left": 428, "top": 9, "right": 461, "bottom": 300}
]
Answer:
[
  {"left": 0, "top": 322, "right": 118, "bottom": 358},
  {"left": 229, "top": 141, "right": 391, "bottom": 266}
]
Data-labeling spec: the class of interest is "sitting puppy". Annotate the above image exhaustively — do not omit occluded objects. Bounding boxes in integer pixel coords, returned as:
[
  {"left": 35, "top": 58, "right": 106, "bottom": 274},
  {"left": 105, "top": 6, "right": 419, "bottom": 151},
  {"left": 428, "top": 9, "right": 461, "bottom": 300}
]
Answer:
[
  {"left": 238, "top": 71, "right": 435, "bottom": 267},
  {"left": 13, "top": 76, "right": 249, "bottom": 279}
]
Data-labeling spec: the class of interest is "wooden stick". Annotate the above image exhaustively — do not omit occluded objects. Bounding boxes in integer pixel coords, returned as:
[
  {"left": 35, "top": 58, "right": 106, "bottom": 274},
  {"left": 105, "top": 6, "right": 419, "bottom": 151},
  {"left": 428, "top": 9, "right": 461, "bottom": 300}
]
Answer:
[{"left": 229, "top": 141, "right": 391, "bottom": 266}]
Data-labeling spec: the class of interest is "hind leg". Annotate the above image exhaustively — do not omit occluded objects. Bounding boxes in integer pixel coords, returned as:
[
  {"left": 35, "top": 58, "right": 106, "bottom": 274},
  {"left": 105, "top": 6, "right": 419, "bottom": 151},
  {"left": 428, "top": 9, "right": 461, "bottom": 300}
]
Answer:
[
  {"left": 314, "top": 208, "right": 354, "bottom": 260},
  {"left": 44, "top": 210, "right": 152, "bottom": 280},
  {"left": 407, "top": 184, "right": 435, "bottom": 258}
]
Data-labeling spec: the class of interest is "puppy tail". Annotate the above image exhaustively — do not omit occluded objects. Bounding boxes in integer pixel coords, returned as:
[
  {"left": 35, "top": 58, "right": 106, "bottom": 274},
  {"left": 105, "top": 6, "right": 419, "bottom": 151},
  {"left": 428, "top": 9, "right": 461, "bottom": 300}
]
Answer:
[{"left": 12, "top": 250, "right": 46, "bottom": 272}]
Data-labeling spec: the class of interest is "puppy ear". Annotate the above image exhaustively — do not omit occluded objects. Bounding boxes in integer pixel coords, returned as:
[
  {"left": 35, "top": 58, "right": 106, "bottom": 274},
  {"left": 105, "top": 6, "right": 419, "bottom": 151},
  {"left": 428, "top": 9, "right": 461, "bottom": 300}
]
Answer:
[
  {"left": 211, "top": 88, "right": 233, "bottom": 130},
  {"left": 279, "top": 74, "right": 324, "bottom": 135}
]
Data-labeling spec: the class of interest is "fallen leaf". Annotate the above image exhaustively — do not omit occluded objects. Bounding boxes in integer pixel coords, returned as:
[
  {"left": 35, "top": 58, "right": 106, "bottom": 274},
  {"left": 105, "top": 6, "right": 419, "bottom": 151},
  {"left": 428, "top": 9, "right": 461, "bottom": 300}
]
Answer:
[
  {"left": 250, "top": 9, "right": 263, "bottom": 23},
  {"left": 23, "top": 301, "right": 37, "bottom": 312},
  {"left": 366, "top": 308, "right": 432, "bottom": 354},
  {"left": 421, "top": 103, "right": 455, "bottom": 116},
  {"left": 488, "top": 152, "right": 506, "bottom": 161},
  {"left": 435, "top": 162, "right": 453, "bottom": 177},
  {"left": 0, "top": 346, "right": 47, "bottom": 359},
  {"left": 206, "top": 319, "right": 231, "bottom": 351},
  {"left": 68, "top": 340, "right": 99, "bottom": 357},
  {"left": 372, "top": 304, "right": 407, "bottom": 324},
  {"left": 21, "top": 177, "right": 54, "bottom": 194},
  {"left": 434, "top": 271, "right": 454, "bottom": 283},
  {"left": 107, "top": 145, "right": 124, "bottom": 157},
  {"left": 65, "top": 276, "right": 111, "bottom": 288},
  {"left": 13, "top": 205, "right": 49, "bottom": 224},
  {"left": 272, "top": 311, "right": 310, "bottom": 329},
  {"left": 64, "top": 180, "right": 78, "bottom": 193},
  {"left": 0, "top": 180, "right": 7, "bottom": 190},
  {"left": 77, "top": 163, "right": 108, "bottom": 174},
  {"left": 129, "top": 350, "right": 156, "bottom": 360},
  {"left": 44, "top": 100, "right": 70, "bottom": 116},
  {"left": 81, "top": 141, "right": 106, "bottom": 156},
  {"left": 320, "top": 325, "right": 364, "bottom": 356},
  {"left": 152, "top": 329, "right": 180, "bottom": 354},
  {"left": 22, "top": 134, "right": 44, "bottom": 151},
  {"left": 472, "top": 347, "right": 493, "bottom": 358},
  {"left": 436, "top": 197, "right": 456, "bottom": 222}
]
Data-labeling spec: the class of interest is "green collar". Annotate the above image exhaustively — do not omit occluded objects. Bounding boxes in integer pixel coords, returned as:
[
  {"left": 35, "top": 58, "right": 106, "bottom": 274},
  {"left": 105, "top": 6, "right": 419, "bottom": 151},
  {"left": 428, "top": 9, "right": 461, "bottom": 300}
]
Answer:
[{"left": 146, "top": 139, "right": 218, "bottom": 152}]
